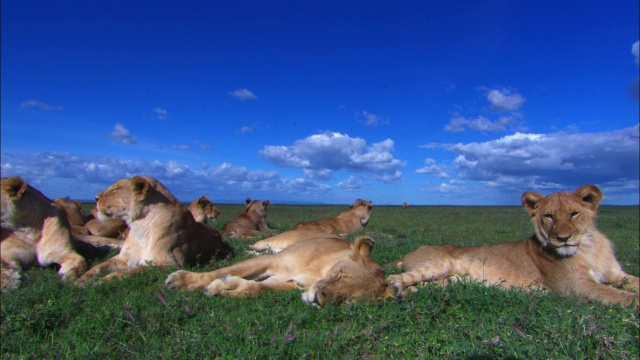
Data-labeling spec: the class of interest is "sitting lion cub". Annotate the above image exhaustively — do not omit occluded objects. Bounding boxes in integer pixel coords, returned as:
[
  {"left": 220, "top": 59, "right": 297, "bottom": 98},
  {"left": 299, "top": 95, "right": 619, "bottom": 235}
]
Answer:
[
  {"left": 1, "top": 177, "right": 88, "bottom": 290},
  {"left": 165, "top": 235, "right": 393, "bottom": 306},
  {"left": 221, "top": 198, "right": 270, "bottom": 239},
  {"left": 293, "top": 199, "right": 373, "bottom": 235},
  {"left": 76, "top": 175, "right": 227, "bottom": 284},
  {"left": 387, "top": 185, "right": 639, "bottom": 308}
]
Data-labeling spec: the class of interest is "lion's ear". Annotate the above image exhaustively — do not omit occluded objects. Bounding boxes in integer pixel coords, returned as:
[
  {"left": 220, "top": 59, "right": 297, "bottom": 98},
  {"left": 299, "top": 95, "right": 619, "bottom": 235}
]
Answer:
[
  {"left": 130, "top": 176, "right": 151, "bottom": 201},
  {"left": 245, "top": 198, "right": 252, "bottom": 206},
  {"left": 2, "top": 176, "right": 28, "bottom": 200},
  {"left": 521, "top": 191, "right": 544, "bottom": 216},
  {"left": 263, "top": 200, "right": 270, "bottom": 208},
  {"left": 574, "top": 185, "right": 602, "bottom": 211},
  {"left": 352, "top": 236, "right": 375, "bottom": 259}
]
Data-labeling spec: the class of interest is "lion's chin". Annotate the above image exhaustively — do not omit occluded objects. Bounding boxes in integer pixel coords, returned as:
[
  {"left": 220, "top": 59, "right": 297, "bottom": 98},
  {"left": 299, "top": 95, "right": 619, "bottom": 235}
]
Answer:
[
  {"left": 553, "top": 244, "right": 579, "bottom": 257},
  {"left": 96, "top": 210, "right": 112, "bottom": 222}
]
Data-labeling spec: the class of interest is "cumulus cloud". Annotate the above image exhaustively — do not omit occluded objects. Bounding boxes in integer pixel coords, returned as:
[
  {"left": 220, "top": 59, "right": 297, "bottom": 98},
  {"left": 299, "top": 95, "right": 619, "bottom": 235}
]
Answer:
[
  {"left": 237, "top": 126, "right": 255, "bottom": 135},
  {"left": 444, "top": 115, "right": 515, "bottom": 133},
  {"left": 444, "top": 125, "right": 639, "bottom": 191},
  {"left": 415, "top": 158, "right": 449, "bottom": 178},
  {"left": 486, "top": 89, "right": 525, "bottom": 111},
  {"left": 633, "top": 41, "right": 639, "bottom": 65},
  {"left": 229, "top": 88, "right": 257, "bottom": 100},
  {"left": 0, "top": 153, "right": 331, "bottom": 201},
  {"left": 153, "top": 107, "right": 170, "bottom": 120},
  {"left": 109, "top": 123, "right": 137, "bottom": 144},
  {"left": 20, "top": 100, "right": 62, "bottom": 111},
  {"left": 361, "top": 110, "right": 389, "bottom": 126},
  {"left": 259, "top": 132, "right": 405, "bottom": 183}
]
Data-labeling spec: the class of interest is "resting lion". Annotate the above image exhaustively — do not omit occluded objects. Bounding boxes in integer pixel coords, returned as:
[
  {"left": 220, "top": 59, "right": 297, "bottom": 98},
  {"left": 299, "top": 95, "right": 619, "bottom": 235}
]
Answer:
[
  {"left": 293, "top": 199, "right": 373, "bottom": 235},
  {"left": 189, "top": 196, "right": 220, "bottom": 223},
  {"left": 164, "top": 235, "right": 393, "bottom": 306},
  {"left": 386, "top": 185, "right": 639, "bottom": 308},
  {"left": 1, "top": 177, "right": 88, "bottom": 290},
  {"left": 220, "top": 198, "right": 270, "bottom": 239},
  {"left": 54, "top": 197, "right": 92, "bottom": 236},
  {"left": 76, "top": 175, "right": 227, "bottom": 284}
]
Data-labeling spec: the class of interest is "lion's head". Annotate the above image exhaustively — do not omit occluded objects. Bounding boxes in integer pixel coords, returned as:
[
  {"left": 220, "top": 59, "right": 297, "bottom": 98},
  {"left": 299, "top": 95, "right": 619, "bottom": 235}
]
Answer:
[
  {"left": 350, "top": 199, "right": 373, "bottom": 226},
  {"left": 189, "top": 196, "right": 220, "bottom": 223},
  {"left": 54, "top": 197, "right": 90, "bottom": 227},
  {"left": 302, "top": 237, "right": 392, "bottom": 306},
  {"left": 95, "top": 175, "right": 176, "bottom": 224},
  {"left": 1, "top": 176, "right": 53, "bottom": 230},
  {"left": 243, "top": 198, "right": 270, "bottom": 218},
  {"left": 522, "top": 184, "right": 602, "bottom": 257}
]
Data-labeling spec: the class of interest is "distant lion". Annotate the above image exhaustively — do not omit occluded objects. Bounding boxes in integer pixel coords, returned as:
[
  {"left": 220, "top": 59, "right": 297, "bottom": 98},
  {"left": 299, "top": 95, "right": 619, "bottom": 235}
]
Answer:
[
  {"left": 165, "top": 235, "right": 393, "bottom": 306},
  {"left": 293, "top": 199, "right": 373, "bottom": 235},
  {"left": 189, "top": 196, "right": 220, "bottom": 223},
  {"left": 76, "top": 176, "right": 227, "bottom": 284},
  {"left": 386, "top": 185, "right": 639, "bottom": 308},
  {"left": 54, "top": 197, "right": 92, "bottom": 236},
  {"left": 1, "top": 177, "right": 88, "bottom": 290},
  {"left": 403, "top": 202, "right": 409, "bottom": 209},
  {"left": 221, "top": 198, "right": 271, "bottom": 239}
]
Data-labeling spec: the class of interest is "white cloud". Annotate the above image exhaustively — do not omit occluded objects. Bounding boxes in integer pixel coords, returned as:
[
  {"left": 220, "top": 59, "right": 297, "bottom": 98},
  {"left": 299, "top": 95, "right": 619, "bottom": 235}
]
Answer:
[
  {"left": 415, "top": 158, "right": 449, "bottom": 178},
  {"left": 259, "top": 132, "right": 405, "bottom": 183},
  {"left": 337, "top": 176, "right": 365, "bottom": 191},
  {"left": 237, "top": 126, "right": 255, "bottom": 135},
  {"left": 172, "top": 144, "right": 189, "bottom": 151},
  {"left": 486, "top": 89, "right": 525, "bottom": 111},
  {"left": 361, "top": 110, "right": 389, "bottom": 126},
  {"left": 444, "top": 125, "right": 639, "bottom": 191},
  {"left": 20, "top": 100, "right": 62, "bottom": 111},
  {"left": 632, "top": 40, "right": 639, "bottom": 65},
  {"left": 109, "top": 123, "right": 137, "bottom": 144},
  {"left": 154, "top": 107, "right": 170, "bottom": 120},
  {"left": 0, "top": 154, "right": 331, "bottom": 201},
  {"left": 229, "top": 88, "right": 257, "bottom": 100},
  {"left": 303, "top": 169, "right": 333, "bottom": 180},
  {"left": 444, "top": 115, "right": 515, "bottom": 133}
]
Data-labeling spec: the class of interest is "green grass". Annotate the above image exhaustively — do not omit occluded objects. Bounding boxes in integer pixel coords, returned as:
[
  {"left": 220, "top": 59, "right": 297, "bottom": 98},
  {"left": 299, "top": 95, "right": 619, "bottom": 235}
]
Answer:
[{"left": 2, "top": 205, "right": 638, "bottom": 359}]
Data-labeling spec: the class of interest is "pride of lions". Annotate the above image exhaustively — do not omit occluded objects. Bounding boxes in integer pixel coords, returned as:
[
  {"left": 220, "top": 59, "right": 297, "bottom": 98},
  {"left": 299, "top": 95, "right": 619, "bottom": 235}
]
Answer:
[{"left": 1, "top": 175, "right": 638, "bottom": 309}]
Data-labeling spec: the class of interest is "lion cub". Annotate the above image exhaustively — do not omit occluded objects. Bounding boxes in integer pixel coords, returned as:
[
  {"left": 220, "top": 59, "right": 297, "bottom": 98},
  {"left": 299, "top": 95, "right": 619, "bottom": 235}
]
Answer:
[
  {"left": 387, "top": 185, "right": 639, "bottom": 308},
  {"left": 221, "top": 198, "right": 271, "bottom": 239}
]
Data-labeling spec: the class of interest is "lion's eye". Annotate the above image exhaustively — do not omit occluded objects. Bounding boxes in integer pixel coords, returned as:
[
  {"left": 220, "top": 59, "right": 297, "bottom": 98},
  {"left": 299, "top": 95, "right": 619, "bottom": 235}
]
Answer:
[{"left": 570, "top": 212, "right": 579, "bottom": 218}]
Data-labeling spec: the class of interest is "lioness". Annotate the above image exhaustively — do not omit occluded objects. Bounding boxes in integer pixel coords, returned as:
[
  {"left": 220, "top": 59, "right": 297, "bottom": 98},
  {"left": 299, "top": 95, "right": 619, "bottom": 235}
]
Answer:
[
  {"left": 54, "top": 197, "right": 92, "bottom": 236},
  {"left": 250, "top": 229, "right": 334, "bottom": 254},
  {"left": 293, "top": 199, "right": 373, "bottom": 235},
  {"left": 1, "top": 177, "right": 88, "bottom": 290},
  {"left": 76, "top": 175, "right": 227, "bottom": 284},
  {"left": 164, "top": 235, "right": 393, "bottom": 306},
  {"left": 220, "top": 198, "right": 270, "bottom": 239},
  {"left": 189, "top": 196, "right": 220, "bottom": 223},
  {"left": 387, "top": 185, "right": 639, "bottom": 308}
]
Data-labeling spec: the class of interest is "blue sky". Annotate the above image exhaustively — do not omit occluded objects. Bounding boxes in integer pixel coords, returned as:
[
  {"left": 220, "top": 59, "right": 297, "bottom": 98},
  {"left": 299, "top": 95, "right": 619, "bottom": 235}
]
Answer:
[{"left": 2, "top": 1, "right": 639, "bottom": 205}]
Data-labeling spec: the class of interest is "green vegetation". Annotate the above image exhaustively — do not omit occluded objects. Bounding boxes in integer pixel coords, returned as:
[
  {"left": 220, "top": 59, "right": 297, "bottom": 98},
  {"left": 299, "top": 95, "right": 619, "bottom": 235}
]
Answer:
[{"left": 2, "top": 204, "right": 638, "bottom": 359}]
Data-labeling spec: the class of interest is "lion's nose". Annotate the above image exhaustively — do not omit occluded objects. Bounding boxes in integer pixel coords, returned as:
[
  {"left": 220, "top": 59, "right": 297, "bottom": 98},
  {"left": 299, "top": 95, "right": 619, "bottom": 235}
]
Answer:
[{"left": 556, "top": 234, "right": 571, "bottom": 243}]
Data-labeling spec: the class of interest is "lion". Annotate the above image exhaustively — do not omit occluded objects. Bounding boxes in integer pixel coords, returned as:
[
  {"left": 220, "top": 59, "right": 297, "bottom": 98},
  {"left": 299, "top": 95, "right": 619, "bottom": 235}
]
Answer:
[
  {"left": 220, "top": 198, "right": 271, "bottom": 239},
  {"left": 164, "top": 234, "right": 394, "bottom": 306},
  {"left": 293, "top": 199, "right": 373, "bottom": 235},
  {"left": 76, "top": 175, "right": 228, "bottom": 284},
  {"left": 249, "top": 229, "right": 334, "bottom": 254},
  {"left": 1, "top": 177, "right": 88, "bottom": 290},
  {"left": 403, "top": 202, "right": 409, "bottom": 209},
  {"left": 189, "top": 196, "right": 220, "bottom": 223},
  {"left": 54, "top": 197, "right": 92, "bottom": 236},
  {"left": 84, "top": 207, "right": 129, "bottom": 239},
  {"left": 386, "top": 185, "right": 639, "bottom": 308}
]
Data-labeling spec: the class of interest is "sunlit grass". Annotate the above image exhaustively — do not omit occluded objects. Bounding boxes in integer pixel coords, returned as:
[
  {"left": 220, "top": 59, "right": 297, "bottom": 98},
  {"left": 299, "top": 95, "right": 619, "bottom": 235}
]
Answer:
[{"left": 2, "top": 205, "right": 638, "bottom": 358}]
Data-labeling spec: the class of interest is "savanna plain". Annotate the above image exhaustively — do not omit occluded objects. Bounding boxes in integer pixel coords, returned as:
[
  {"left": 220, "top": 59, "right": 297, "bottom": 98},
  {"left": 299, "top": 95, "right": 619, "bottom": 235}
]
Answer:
[{"left": 1, "top": 203, "right": 638, "bottom": 359}]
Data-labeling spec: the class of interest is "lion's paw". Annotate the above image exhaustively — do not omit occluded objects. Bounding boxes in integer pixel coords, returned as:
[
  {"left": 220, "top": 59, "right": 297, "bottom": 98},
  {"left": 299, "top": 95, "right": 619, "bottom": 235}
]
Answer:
[
  {"left": 204, "top": 275, "right": 251, "bottom": 297},
  {"left": 164, "top": 270, "right": 192, "bottom": 290}
]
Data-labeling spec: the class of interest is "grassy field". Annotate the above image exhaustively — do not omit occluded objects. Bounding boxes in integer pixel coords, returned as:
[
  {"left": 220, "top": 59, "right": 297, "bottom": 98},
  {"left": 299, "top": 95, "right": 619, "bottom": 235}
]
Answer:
[{"left": 2, "top": 204, "right": 638, "bottom": 359}]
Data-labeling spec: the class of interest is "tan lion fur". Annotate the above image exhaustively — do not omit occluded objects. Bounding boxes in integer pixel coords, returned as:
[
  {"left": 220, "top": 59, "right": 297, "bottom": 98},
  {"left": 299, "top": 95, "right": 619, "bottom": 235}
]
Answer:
[
  {"left": 84, "top": 207, "right": 129, "bottom": 239},
  {"left": 76, "top": 175, "right": 227, "bottom": 284},
  {"left": 293, "top": 199, "right": 373, "bottom": 235},
  {"left": 165, "top": 235, "right": 393, "bottom": 306},
  {"left": 1, "top": 177, "right": 88, "bottom": 290},
  {"left": 250, "top": 230, "right": 333, "bottom": 254},
  {"left": 220, "top": 198, "right": 270, "bottom": 239},
  {"left": 386, "top": 185, "right": 639, "bottom": 308},
  {"left": 188, "top": 196, "right": 220, "bottom": 223},
  {"left": 53, "top": 197, "right": 92, "bottom": 236}
]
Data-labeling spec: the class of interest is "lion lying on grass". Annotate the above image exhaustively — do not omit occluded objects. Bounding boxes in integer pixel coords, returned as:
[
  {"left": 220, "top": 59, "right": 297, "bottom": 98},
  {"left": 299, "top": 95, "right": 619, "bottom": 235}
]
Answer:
[
  {"left": 293, "top": 199, "right": 373, "bottom": 235},
  {"left": 165, "top": 235, "right": 393, "bottom": 306},
  {"left": 386, "top": 185, "right": 639, "bottom": 308},
  {"left": 189, "top": 196, "right": 220, "bottom": 223},
  {"left": 76, "top": 175, "right": 227, "bottom": 284},
  {"left": 221, "top": 198, "right": 271, "bottom": 239},
  {"left": 1, "top": 177, "right": 88, "bottom": 290}
]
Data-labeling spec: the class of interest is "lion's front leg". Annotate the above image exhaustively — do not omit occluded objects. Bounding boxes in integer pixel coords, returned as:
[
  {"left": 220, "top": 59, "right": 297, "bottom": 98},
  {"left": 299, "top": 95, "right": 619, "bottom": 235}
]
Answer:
[
  {"left": 164, "top": 270, "right": 222, "bottom": 291},
  {"left": 204, "top": 275, "right": 297, "bottom": 297},
  {"left": 75, "top": 256, "right": 127, "bottom": 285}
]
